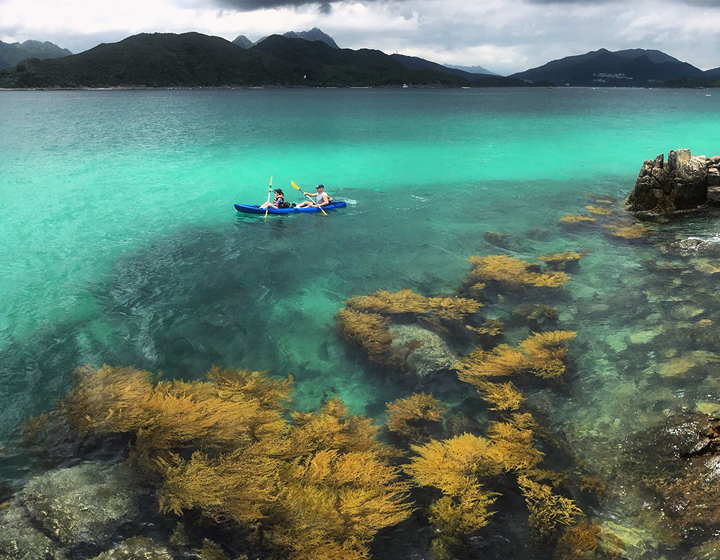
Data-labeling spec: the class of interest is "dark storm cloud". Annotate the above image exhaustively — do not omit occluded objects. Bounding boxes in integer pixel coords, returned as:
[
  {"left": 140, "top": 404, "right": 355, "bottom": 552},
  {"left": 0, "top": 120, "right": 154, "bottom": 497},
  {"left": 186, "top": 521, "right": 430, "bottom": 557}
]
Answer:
[{"left": 215, "top": 0, "right": 333, "bottom": 12}]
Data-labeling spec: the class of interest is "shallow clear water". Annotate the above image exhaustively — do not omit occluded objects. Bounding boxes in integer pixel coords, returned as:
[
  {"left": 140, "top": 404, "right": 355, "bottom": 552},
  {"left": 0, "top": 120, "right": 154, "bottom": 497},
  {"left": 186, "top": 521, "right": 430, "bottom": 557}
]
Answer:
[{"left": 2, "top": 87, "right": 720, "bottom": 556}]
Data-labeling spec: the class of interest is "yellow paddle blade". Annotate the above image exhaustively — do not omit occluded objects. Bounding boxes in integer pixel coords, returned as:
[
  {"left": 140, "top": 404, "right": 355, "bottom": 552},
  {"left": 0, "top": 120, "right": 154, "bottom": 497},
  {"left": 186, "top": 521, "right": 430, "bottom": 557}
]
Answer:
[
  {"left": 291, "top": 180, "right": 300, "bottom": 190},
  {"left": 270, "top": 176, "right": 273, "bottom": 187}
]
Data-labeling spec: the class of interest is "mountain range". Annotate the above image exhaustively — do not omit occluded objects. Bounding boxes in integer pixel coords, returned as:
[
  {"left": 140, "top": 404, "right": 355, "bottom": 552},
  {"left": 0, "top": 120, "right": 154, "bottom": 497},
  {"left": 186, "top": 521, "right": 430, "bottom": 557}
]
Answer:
[
  {"left": 233, "top": 27, "right": 339, "bottom": 50},
  {"left": 510, "top": 47, "right": 706, "bottom": 87},
  {"left": 0, "top": 33, "right": 486, "bottom": 89},
  {"left": 0, "top": 32, "right": 539, "bottom": 89},
  {"left": 0, "top": 29, "right": 718, "bottom": 89},
  {"left": 0, "top": 40, "right": 72, "bottom": 70}
]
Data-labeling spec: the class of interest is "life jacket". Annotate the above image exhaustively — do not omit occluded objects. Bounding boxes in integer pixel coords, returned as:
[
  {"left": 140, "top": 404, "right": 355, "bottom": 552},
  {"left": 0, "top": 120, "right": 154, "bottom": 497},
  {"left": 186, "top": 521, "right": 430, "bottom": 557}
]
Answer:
[{"left": 274, "top": 194, "right": 285, "bottom": 207}]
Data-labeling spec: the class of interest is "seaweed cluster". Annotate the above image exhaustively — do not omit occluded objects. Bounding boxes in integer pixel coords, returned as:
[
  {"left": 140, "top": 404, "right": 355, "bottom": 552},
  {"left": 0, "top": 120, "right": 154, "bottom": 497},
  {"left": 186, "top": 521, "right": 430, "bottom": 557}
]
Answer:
[
  {"left": 337, "top": 289, "right": 485, "bottom": 371},
  {"left": 333, "top": 249, "right": 599, "bottom": 559},
  {"left": 386, "top": 392, "right": 446, "bottom": 442},
  {"left": 466, "top": 254, "right": 571, "bottom": 290},
  {"left": 558, "top": 196, "right": 653, "bottom": 240},
  {"left": 41, "top": 364, "right": 412, "bottom": 560},
  {"left": 405, "top": 411, "right": 586, "bottom": 556}
]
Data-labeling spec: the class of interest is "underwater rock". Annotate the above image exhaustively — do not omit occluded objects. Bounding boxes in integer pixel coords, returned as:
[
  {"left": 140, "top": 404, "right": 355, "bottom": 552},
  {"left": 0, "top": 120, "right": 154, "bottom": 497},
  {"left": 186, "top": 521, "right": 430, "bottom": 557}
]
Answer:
[
  {"left": 0, "top": 502, "right": 66, "bottom": 560},
  {"left": 627, "top": 329, "right": 659, "bottom": 345},
  {"left": 598, "top": 521, "right": 657, "bottom": 560},
  {"left": 625, "top": 413, "right": 720, "bottom": 540},
  {"left": 687, "top": 539, "right": 720, "bottom": 559},
  {"left": 17, "top": 461, "right": 143, "bottom": 548},
  {"left": 656, "top": 350, "right": 717, "bottom": 378},
  {"left": 627, "top": 149, "right": 719, "bottom": 213},
  {"left": 388, "top": 324, "right": 458, "bottom": 379},
  {"left": 692, "top": 258, "right": 720, "bottom": 275},
  {"left": 88, "top": 537, "right": 173, "bottom": 560},
  {"left": 696, "top": 402, "right": 720, "bottom": 417},
  {"left": 661, "top": 236, "right": 720, "bottom": 256}
]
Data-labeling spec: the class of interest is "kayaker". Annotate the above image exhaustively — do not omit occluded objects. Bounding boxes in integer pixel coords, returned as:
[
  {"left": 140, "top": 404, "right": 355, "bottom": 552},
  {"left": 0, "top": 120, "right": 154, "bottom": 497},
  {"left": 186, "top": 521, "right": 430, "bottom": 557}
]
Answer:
[
  {"left": 260, "top": 188, "right": 286, "bottom": 209},
  {"left": 297, "top": 184, "right": 332, "bottom": 208}
]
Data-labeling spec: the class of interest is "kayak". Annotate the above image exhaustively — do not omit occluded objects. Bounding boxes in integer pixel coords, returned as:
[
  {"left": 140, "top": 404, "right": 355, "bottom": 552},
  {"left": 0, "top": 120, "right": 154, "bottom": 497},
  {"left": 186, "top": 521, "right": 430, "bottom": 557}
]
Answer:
[{"left": 234, "top": 201, "right": 347, "bottom": 215}]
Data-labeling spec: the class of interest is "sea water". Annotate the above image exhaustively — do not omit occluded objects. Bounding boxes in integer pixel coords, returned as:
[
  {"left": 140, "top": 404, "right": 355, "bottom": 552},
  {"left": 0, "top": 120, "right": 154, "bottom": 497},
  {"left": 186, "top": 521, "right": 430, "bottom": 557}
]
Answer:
[{"left": 1, "top": 87, "right": 720, "bottom": 555}]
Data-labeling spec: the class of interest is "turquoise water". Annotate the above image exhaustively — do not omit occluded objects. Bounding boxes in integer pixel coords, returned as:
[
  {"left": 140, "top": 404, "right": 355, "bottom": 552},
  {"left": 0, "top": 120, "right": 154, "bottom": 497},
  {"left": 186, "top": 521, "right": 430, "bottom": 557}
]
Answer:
[{"left": 2, "top": 87, "right": 720, "bottom": 556}]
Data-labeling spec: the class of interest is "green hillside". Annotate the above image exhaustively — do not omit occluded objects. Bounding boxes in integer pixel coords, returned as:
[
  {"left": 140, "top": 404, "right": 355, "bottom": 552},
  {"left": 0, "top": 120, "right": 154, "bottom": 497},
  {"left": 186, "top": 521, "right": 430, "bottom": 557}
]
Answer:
[
  {"left": 0, "top": 39, "right": 72, "bottom": 70},
  {"left": 249, "top": 35, "right": 469, "bottom": 87},
  {"left": 0, "top": 32, "right": 298, "bottom": 88},
  {"left": 0, "top": 32, "right": 519, "bottom": 89}
]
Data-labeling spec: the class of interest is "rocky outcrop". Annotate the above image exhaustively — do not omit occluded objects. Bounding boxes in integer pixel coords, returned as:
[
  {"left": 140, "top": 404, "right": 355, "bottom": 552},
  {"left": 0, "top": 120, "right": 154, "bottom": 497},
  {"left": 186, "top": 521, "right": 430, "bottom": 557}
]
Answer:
[
  {"left": 0, "top": 504, "right": 66, "bottom": 560},
  {"left": 626, "top": 149, "right": 720, "bottom": 213},
  {"left": 17, "top": 462, "right": 143, "bottom": 547},
  {"left": 0, "top": 462, "right": 154, "bottom": 559}
]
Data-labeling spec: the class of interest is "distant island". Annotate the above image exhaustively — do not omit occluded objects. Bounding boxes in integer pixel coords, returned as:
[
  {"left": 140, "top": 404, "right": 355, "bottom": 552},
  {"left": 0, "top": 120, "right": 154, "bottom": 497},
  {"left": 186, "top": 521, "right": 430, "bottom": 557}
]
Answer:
[{"left": 0, "top": 29, "right": 717, "bottom": 90}]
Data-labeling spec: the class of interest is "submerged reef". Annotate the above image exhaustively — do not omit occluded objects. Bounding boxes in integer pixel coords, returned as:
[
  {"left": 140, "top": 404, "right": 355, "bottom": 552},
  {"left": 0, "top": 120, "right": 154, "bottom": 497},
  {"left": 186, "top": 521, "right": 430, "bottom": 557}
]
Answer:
[
  {"left": 337, "top": 288, "right": 486, "bottom": 381},
  {"left": 334, "top": 252, "right": 614, "bottom": 559},
  {"left": 623, "top": 413, "right": 720, "bottom": 541},
  {"left": 20, "top": 365, "right": 412, "bottom": 560},
  {"left": 16, "top": 186, "right": 720, "bottom": 560}
]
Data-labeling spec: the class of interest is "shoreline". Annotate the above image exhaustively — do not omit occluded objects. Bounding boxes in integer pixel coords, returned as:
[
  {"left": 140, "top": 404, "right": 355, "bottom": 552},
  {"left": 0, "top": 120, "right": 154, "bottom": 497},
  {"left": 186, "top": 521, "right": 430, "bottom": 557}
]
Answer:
[{"left": 0, "top": 84, "right": 717, "bottom": 92}]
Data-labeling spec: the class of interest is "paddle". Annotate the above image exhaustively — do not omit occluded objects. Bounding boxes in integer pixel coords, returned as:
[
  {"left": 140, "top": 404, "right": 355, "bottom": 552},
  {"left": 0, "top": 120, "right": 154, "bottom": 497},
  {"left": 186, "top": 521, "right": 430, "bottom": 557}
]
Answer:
[
  {"left": 264, "top": 176, "right": 273, "bottom": 218},
  {"left": 291, "top": 181, "right": 328, "bottom": 216}
]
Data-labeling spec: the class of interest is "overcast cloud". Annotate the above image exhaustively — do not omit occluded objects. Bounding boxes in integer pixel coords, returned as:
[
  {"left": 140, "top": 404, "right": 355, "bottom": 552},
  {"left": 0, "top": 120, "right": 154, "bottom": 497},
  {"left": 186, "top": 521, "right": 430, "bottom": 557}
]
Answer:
[{"left": 0, "top": 0, "right": 718, "bottom": 75}]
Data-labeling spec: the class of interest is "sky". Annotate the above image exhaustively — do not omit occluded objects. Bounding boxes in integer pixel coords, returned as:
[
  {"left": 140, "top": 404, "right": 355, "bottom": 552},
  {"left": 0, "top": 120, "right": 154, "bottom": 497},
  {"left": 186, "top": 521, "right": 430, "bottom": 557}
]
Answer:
[{"left": 0, "top": 0, "right": 718, "bottom": 75}]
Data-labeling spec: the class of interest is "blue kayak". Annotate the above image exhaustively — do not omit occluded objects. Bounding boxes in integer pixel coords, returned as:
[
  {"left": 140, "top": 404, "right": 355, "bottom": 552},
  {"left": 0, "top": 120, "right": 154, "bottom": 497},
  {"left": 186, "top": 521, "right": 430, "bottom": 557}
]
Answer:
[{"left": 234, "top": 201, "right": 347, "bottom": 215}]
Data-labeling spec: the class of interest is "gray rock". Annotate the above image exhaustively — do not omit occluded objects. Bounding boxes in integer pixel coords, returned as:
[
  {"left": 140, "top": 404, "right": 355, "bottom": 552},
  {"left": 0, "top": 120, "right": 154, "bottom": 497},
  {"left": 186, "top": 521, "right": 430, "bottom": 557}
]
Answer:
[
  {"left": 627, "top": 149, "right": 714, "bottom": 213},
  {"left": 0, "top": 503, "right": 66, "bottom": 560},
  {"left": 662, "top": 236, "right": 720, "bottom": 256},
  {"left": 17, "top": 462, "right": 141, "bottom": 547},
  {"left": 388, "top": 324, "right": 458, "bottom": 378},
  {"left": 89, "top": 537, "right": 173, "bottom": 560}
]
